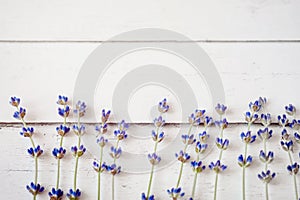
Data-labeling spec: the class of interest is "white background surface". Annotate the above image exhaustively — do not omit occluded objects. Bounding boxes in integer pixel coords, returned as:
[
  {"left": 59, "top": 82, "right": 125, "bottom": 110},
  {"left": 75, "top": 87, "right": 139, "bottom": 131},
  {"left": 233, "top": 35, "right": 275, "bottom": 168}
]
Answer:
[{"left": 1, "top": 0, "right": 300, "bottom": 199}]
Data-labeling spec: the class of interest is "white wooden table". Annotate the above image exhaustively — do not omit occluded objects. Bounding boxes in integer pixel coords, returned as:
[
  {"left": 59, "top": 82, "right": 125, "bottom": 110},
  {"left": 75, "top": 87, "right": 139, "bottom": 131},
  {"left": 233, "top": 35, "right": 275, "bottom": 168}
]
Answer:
[{"left": 1, "top": 0, "right": 300, "bottom": 199}]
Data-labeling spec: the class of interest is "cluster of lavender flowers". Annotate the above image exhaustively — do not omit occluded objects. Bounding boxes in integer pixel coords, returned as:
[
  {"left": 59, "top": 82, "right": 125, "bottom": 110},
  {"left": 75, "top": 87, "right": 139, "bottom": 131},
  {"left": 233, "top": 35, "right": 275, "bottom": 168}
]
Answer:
[
  {"left": 167, "top": 108, "right": 210, "bottom": 200},
  {"left": 10, "top": 97, "right": 45, "bottom": 200},
  {"left": 279, "top": 104, "right": 299, "bottom": 200}
]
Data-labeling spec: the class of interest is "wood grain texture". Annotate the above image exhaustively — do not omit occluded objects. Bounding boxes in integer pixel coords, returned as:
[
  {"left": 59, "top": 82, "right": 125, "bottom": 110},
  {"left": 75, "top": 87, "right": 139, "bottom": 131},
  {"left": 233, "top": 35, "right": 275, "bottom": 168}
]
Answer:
[
  {"left": 1, "top": 123, "right": 298, "bottom": 199},
  {"left": 1, "top": 0, "right": 300, "bottom": 41},
  {"left": 0, "top": 42, "right": 299, "bottom": 122}
]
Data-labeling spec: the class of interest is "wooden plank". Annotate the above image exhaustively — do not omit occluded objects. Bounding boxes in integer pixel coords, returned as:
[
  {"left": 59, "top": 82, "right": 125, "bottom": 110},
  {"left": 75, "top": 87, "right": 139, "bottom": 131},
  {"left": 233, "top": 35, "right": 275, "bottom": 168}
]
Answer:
[
  {"left": 0, "top": 124, "right": 298, "bottom": 199},
  {"left": 0, "top": 42, "right": 299, "bottom": 122},
  {"left": 1, "top": 0, "right": 300, "bottom": 41}
]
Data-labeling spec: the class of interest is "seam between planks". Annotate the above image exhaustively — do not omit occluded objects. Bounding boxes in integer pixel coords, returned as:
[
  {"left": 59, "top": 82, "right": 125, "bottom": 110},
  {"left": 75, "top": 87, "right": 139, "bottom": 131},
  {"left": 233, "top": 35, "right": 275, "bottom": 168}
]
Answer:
[{"left": 0, "top": 39, "right": 300, "bottom": 43}]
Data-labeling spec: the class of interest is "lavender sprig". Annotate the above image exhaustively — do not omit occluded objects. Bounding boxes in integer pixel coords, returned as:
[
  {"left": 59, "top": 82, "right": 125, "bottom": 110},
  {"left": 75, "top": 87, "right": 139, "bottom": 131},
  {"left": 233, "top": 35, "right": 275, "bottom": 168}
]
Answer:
[
  {"left": 167, "top": 109, "right": 205, "bottom": 199},
  {"left": 279, "top": 104, "right": 299, "bottom": 200},
  {"left": 94, "top": 109, "right": 110, "bottom": 200},
  {"left": 67, "top": 100, "right": 87, "bottom": 200},
  {"left": 142, "top": 98, "right": 169, "bottom": 200},
  {"left": 212, "top": 104, "right": 228, "bottom": 200},
  {"left": 190, "top": 116, "right": 212, "bottom": 199},
  {"left": 257, "top": 112, "right": 275, "bottom": 200},
  {"left": 49, "top": 95, "right": 70, "bottom": 200},
  {"left": 109, "top": 120, "right": 129, "bottom": 200},
  {"left": 239, "top": 97, "right": 264, "bottom": 200},
  {"left": 10, "top": 97, "right": 44, "bottom": 200}
]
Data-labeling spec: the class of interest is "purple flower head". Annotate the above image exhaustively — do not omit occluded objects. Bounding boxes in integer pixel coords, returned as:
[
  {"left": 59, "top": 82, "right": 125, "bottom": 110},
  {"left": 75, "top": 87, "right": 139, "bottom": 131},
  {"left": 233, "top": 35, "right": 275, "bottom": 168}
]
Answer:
[
  {"left": 56, "top": 124, "right": 70, "bottom": 137},
  {"left": 198, "top": 131, "right": 209, "bottom": 143},
  {"left": 281, "top": 129, "right": 290, "bottom": 140},
  {"left": 204, "top": 116, "right": 213, "bottom": 128},
  {"left": 148, "top": 153, "right": 161, "bottom": 165},
  {"left": 258, "top": 97, "right": 267, "bottom": 107},
  {"left": 216, "top": 138, "right": 229, "bottom": 150},
  {"left": 280, "top": 139, "right": 293, "bottom": 152},
  {"left": 52, "top": 147, "right": 66, "bottom": 159},
  {"left": 153, "top": 116, "right": 165, "bottom": 128},
  {"left": 67, "top": 189, "right": 81, "bottom": 200},
  {"left": 181, "top": 134, "right": 196, "bottom": 145},
  {"left": 101, "top": 109, "right": 111, "bottom": 123},
  {"left": 93, "top": 160, "right": 107, "bottom": 173},
  {"left": 27, "top": 145, "right": 43, "bottom": 158},
  {"left": 26, "top": 182, "right": 44, "bottom": 196},
  {"left": 152, "top": 130, "right": 165, "bottom": 143},
  {"left": 259, "top": 150, "right": 274, "bottom": 164},
  {"left": 73, "top": 100, "right": 86, "bottom": 117},
  {"left": 214, "top": 118, "right": 228, "bottom": 130},
  {"left": 9, "top": 96, "right": 20, "bottom": 107},
  {"left": 278, "top": 114, "right": 289, "bottom": 127},
  {"left": 285, "top": 104, "right": 296, "bottom": 116},
  {"left": 110, "top": 146, "right": 122, "bottom": 159},
  {"left": 240, "top": 131, "right": 256, "bottom": 144},
  {"left": 13, "top": 107, "right": 26, "bottom": 120},
  {"left": 261, "top": 113, "right": 271, "bottom": 127},
  {"left": 249, "top": 100, "right": 262, "bottom": 112},
  {"left": 58, "top": 106, "right": 70, "bottom": 118},
  {"left": 209, "top": 160, "right": 227, "bottom": 173},
  {"left": 195, "top": 141, "right": 208, "bottom": 154},
  {"left": 287, "top": 162, "right": 299, "bottom": 175},
  {"left": 72, "top": 124, "right": 85, "bottom": 136},
  {"left": 57, "top": 95, "right": 68, "bottom": 105},
  {"left": 188, "top": 113, "right": 201, "bottom": 126},
  {"left": 158, "top": 98, "right": 169, "bottom": 113},
  {"left": 167, "top": 187, "right": 185, "bottom": 199},
  {"left": 215, "top": 103, "right": 227, "bottom": 116},
  {"left": 294, "top": 132, "right": 300, "bottom": 143},
  {"left": 258, "top": 170, "right": 276, "bottom": 183},
  {"left": 257, "top": 128, "right": 272, "bottom": 141},
  {"left": 106, "top": 164, "right": 121, "bottom": 175},
  {"left": 95, "top": 123, "right": 108, "bottom": 134},
  {"left": 20, "top": 126, "right": 34, "bottom": 137},
  {"left": 290, "top": 119, "right": 300, "bottom": 130},
  {"left": 114, "top": 130, "right": 128, "bottom": 140},
  {"left": 244, "top": 111, "right": 259, "bottom": 123},
  {"left": 175, "top": 150, "right": 191, "bottom": 163},
  {"left": 191, "top": 160, "right": 206, "bottom": 173},
  {"left": 49, "top": 188, "right": 64, "bottom": 199},
  {"left": 141, "top": 193, "right": 155, "bottom": 200},
  {"left": 118, "top": 120, "right": 129, "bottom": 132},
  {"left": 97, "top": 136, "right": 108, "bottom": 147},
  {"left": 71, "top": 145, "right": 86, "bottom": 157},
  {"left": 237, "top": 155, "right": 253, "bottom": 168}
]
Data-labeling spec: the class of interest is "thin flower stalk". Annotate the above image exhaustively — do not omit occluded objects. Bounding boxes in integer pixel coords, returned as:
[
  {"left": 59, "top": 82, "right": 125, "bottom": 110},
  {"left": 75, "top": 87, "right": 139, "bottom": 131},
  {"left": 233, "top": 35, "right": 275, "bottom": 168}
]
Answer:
[
  {"left": 212, "top": 104, "right": 228, "bottom": 200},
  {"left": 10, "top": 97, "right": 44, "bottom": 200},
  {"left": 142, "top": 98, "right": 169, "bottom": 200},
  {"left": 67, "top": 100, "right": 87, "bottom": 200},
  {"left": 94, "top": 109, "right": 110, "bottom": 200}
]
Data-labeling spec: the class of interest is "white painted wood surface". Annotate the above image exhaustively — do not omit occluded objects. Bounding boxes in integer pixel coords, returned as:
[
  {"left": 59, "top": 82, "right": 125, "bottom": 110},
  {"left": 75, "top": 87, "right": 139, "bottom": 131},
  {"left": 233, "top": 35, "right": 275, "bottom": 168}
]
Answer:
[{"left": 1, "top": 0, "right": 300, "bottom": 199}]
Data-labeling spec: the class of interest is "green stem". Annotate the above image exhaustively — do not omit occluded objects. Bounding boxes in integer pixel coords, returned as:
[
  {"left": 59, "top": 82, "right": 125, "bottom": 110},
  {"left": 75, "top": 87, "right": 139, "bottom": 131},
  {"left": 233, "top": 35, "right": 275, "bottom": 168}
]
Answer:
[
  {"left": 213, "top": 173, "right": 219, "bottom": 200},
  {"left": 176, "top": 162, "right": 184, "bottom": 188},
  {"left": 288, "top": 151, "right": 299, "bottom": 200},
  {"left": 74, "top": 155, "right": 79, "bottom": 190},
  {"left": 56, "top": 159, "right": 61, "bottom": 189},
  {"left": 146, "top": 164, "right": 155, "bottom": 198},
  {"left": 242, "top": 143, "right": 248, "bottom": 200},
  {"left": 111, "top": 175, "right": 115, "bottom": 200},
  {"left": 29, "top": 136, "right": 36, "bottom": 149},
  {"left": 265, "top": 183, "right": 269, "bottom": 200},
  {"left": 191, "top": 172, "right": 198, "bottom": 199},
  {"left": 98, "top": 146, "right": 104, "bottom": 200}
]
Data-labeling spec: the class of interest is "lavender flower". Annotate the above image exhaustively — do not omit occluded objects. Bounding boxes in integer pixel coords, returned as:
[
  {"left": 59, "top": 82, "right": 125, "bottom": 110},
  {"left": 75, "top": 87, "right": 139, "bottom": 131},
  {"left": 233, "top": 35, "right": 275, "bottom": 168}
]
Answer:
[
  {"left": 167, "top": 187, "right": 185, "bottom": 199},
  {"left": 209, "top": 160, "right": 227, "bottom": 173},
  {"left": 148, "top": 153, "right": 161, "bottom": 165},
  {"left": 67, "top": 189, "right": 81, "bottom": 200},
  {"left": 258, "top": 170, "right": 276, "bottom": 183},
  {"left": 158, "top": 98, "right": 170, "bottom": 113},
  {"left": 285, "top": 104, "right": 296, "bottom": 116}
]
